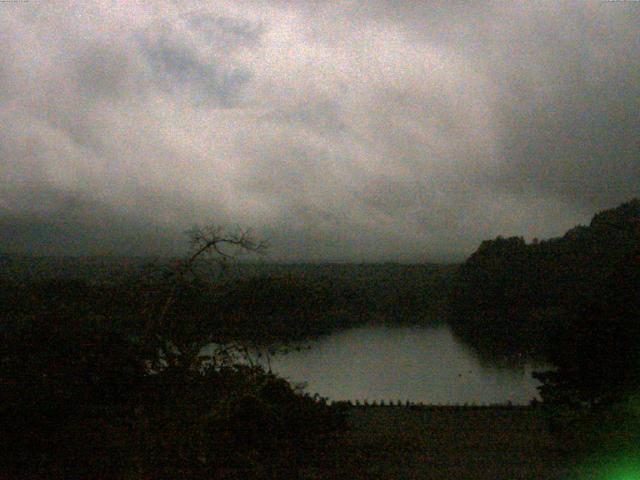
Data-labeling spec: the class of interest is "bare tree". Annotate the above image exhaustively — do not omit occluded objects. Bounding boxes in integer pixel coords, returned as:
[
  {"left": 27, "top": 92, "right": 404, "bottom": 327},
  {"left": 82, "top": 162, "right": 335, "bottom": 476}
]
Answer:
[{"left": 140, "top": 225, "right": 266, "bottom": 371}]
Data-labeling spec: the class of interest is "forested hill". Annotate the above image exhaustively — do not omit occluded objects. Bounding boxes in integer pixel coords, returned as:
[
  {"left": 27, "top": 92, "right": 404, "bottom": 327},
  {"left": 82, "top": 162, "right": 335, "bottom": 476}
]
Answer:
[
  {"left": 448, "top": 198, "right": 640, "bottom": 360},
  {"left": 0, "top": 257, "right": 454, "bottom": 344}
]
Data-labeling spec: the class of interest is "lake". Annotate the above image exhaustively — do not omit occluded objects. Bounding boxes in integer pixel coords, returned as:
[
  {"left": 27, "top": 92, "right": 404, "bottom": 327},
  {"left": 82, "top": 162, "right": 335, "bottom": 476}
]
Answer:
[{"left": 260, "top": 325, "right": 545, "bottom": 405}]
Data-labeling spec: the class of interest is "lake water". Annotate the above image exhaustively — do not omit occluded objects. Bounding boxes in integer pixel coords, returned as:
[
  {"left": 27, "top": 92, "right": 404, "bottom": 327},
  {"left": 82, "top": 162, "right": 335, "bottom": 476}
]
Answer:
[{"left": 261, "top": 325, "right": 544, "bottom": 405}]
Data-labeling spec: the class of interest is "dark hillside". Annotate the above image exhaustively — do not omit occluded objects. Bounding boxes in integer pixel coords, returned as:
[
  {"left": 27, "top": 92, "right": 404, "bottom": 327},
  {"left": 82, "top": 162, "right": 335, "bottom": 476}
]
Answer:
[
  {"left": 0, "top": 259, "right": 455, "bottom": 344},
  {"left": 448, "top": 199, "right": 640, "bottom": 360}
]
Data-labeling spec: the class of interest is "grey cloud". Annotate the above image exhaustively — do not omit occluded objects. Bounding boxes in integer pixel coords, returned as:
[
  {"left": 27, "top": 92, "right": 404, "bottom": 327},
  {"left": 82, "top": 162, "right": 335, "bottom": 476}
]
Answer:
[
  {"left": 1, "top": 1, "right": 638, "bottom": 261},
  {"left": 140, "top": 36, "right": 252, "bottom": 107},
  {"left": 136, "top": 9, "right": 261, "bottom": 107},
  {"left": 0, "top": 187, "right": 186, "bottom": 256},
  {"left": 73, "top": 43, "right": 137, "bottom": 100},
  {"left": 185, "top": 12, "right": 263, "bottom": 47},
  {"left": 492, "top": 62, "right": 640, "bottom": 208}
]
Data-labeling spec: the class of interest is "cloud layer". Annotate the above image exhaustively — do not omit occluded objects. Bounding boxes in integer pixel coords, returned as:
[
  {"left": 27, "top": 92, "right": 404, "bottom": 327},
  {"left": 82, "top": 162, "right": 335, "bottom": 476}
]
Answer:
[{"left": 1, "top": 1, "right": 638, "bottom": 260}]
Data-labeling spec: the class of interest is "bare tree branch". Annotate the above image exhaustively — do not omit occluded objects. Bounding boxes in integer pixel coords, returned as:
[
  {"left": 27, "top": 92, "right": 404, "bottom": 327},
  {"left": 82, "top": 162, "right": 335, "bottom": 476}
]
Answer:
[{"left": 140, "top": 224, "right": 267, "bottom": 366}]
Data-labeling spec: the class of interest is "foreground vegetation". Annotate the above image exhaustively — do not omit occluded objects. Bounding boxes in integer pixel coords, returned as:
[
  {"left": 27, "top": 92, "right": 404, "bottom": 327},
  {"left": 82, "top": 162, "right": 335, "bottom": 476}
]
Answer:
[
  {"left": 0, "top": 228, "right": 348, "bottom": 479},
  {"left": 1, "top": 315, "right": 346, "bottom": 478}
]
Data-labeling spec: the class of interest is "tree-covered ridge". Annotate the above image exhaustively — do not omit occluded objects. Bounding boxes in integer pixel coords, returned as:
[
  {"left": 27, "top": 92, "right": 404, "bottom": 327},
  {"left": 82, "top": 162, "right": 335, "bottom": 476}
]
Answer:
[
  {"left": 0, "top": 262, "right": 453, "bottom": 347},
  {"left": 448, "top": 198, "right": 640, "bottom": 461},
  {"left": 448, "top": 198, "right": 640, "bottom": 360}
]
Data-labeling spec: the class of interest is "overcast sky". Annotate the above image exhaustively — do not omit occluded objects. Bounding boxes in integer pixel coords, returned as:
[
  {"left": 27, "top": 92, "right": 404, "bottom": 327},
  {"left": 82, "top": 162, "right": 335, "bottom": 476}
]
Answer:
[{"left": 1, "top": 1, "right": 638, "bottom": 261}]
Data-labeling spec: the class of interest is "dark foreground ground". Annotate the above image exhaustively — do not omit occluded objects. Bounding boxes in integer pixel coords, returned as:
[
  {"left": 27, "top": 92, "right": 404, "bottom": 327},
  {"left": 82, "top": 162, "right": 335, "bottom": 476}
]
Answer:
[{"left": 327, "top": 406, "right": 581, "bottom": 480}]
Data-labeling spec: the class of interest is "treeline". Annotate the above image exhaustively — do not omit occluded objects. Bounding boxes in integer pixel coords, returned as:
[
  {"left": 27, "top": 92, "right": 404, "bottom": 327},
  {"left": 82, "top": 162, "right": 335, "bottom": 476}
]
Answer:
[
  {"left": 0, "top": 262, "right": 453, "bottom": 345},
  {"left": 448, "top": 198, "right": 640, "bottom": 361},
  {"left": 215, "top": 264, "right": 453, "bottom": 339}
]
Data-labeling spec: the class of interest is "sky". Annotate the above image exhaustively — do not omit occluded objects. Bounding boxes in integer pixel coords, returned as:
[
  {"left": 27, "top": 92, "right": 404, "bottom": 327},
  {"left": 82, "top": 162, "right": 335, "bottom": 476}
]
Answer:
[{"left": 1, "top": 1, "right": 638, "bottom": 262}]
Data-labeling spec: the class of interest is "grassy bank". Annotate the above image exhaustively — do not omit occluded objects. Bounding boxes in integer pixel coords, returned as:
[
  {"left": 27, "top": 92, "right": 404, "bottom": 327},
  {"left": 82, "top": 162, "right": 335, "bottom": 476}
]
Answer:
[{"left": 330, "top": 405, "right": 570, "bottom": 479}]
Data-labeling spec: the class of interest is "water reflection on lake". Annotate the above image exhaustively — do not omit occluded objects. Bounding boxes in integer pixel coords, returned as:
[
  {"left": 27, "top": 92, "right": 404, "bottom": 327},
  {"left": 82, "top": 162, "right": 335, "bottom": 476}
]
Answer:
[{"left": 262, "top": 325, "right": 544, "bottom": 405}]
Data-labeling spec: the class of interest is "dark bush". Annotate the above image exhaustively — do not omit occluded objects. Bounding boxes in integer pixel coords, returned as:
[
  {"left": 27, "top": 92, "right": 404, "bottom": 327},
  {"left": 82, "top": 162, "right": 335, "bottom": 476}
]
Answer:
[{"left": 0, "top": 312, "right": 346, "bottom": 479}]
